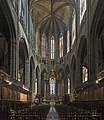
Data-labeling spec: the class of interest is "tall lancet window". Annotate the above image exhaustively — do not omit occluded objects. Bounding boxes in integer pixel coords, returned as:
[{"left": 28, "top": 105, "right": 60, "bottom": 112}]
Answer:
[
  {"left": 67, "top": 30, "right": 70, "bottom": 53},
  {"left": 80, "top": 0, "right": 86, "bottom": 23},
  {"left": 71, "top": 11, "right": 76, "bottom": 47},
  {"left": 41, "top": 34, "right": 46, "bottom": 58},
  {"left": 51, "top": 36, "right": 55, "bottom": 59},
  {"left": 59, "top": 33, "right": 63, "bottom": 58}
]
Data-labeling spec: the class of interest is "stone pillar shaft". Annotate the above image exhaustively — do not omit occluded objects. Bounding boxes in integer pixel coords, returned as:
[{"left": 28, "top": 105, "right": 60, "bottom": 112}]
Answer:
[
  {"left": 10, "top": 41, "right": 16, "bottom": 79},
  {"left": 44, "top": 82, "right": 46, "bottom": 98},
  {"left": 25, "top": 60, "right": 30, "bottom": 87}
]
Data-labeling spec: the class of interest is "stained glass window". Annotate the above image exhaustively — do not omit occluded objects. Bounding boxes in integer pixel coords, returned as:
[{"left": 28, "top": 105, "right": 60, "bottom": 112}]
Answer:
[
  {"left": 59, "top": 33, "right": 63, "bottom": 58},
  {"left": 72, "top": 11, "right": 76, "bottom": 47},
  {"left": 19, "top": 0, "right": 24, "bottom": 17},
  {"left": 51, "top": 36, "right": 55, "bottom": 59},
  {"left": 36, "top": 31, "right": 39, "bottom": 53},
  {"left": 67, "top": 30, "right": 70, "bottom": 53},
  {"left": 41, "top": 34, "right": 46, "bottom": 58},
  {"left": 80, "top": 0, "right": 86, "bottom": 23},
  {"left": 19, "top": 0, "right": 27, "bottom": 29}
]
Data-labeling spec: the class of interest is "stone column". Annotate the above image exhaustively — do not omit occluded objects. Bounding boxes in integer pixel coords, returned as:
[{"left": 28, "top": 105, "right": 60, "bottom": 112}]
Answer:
[
  {"left": 88, "top": 35, "right": 98, "bottom": 81},
  {"left": 38, "top": 72, "right": 41, "bottom": 95},
  {"left": 55, "top": 80, "right": 58, "bottom": 96},
  {"left": 15, "top": 38, "right": 19, "bottom": 81},
  {"left": 70, "top": 68, "right": 74, "bottom": 93},
  {"left": 64, "top": 75, "right": 68, "bottom": 94},
  {"left": 62, "top": 80, "right": 64, "bottom": 96},
  {"left": 33, "top": 69, "right": 36, "bottom": 93},
  {"left": 76, "top": 57, "right": 81, "bottom": 87},
  {"left": 58, "top": 83, "right": 60, "bottom": 96},
  {"left": 47, "top": 82, "right": 50, "bottom": 98},
  {"left": 55, "top": 35, "right": 59, "bottom": 59},
  {"left": 95, "top": 37, "right": 98, "bottom": 77},
  {"left": 58, "top": 82, "right": 62, "bottom": 96},
  {"left": 10, "top": 40, "right": 16, "bottom": 79},
  {"left": 44, "top": 81, "right": 46, "bottom": 99},
  {"left": 31, "top": 69, "right": 35, "bottom": 102},
  {"left": 87, "top": 0, "right": 98, "bottom": 82},
  {"left": 25, "top": 60, "right": 30, "bottom": 87}
]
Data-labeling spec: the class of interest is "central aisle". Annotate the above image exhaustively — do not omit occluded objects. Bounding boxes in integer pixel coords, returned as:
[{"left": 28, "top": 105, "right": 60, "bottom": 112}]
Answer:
[{"left": 46, "top": 106, "right": 60, "bottom": 120}]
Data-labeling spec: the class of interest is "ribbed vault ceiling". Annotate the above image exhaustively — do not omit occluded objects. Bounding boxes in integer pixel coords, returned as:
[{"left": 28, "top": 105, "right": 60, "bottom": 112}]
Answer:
[{"left": 30, "top": 0, "right": 75, "bottom": 36}]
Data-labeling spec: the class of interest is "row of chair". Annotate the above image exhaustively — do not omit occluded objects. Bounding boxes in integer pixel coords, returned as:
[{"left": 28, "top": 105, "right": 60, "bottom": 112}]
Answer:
[
  {"left": 9, "top": 104, "right": 50, "bottom": 120},
  {"left": 55, "top": 103, "right": 102, "bottom": 120}
]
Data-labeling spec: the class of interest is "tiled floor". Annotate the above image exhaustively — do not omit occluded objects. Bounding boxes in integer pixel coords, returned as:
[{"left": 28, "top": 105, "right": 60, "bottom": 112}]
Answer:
[{"left": 46, "top": 107, "right": 59, "bottom": 120}]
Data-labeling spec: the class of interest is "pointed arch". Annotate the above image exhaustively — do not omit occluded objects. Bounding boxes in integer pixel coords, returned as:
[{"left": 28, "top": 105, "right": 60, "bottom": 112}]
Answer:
[{"left": 0, "top": 1, "right": 16, "bottom": 75}]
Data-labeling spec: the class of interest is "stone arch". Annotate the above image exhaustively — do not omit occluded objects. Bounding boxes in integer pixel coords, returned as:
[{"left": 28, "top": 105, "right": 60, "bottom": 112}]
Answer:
[
  {"left": 0, "top": 2, "right": 16, "bottom": 75},
  {"left": 0, "top": 1, "right": 16, "bottom": 40}
]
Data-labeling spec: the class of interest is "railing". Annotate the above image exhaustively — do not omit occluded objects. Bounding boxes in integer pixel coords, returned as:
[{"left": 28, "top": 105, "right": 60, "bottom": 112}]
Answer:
[{"left": 0, "top": 70, "right": 30, "bottom": 95}]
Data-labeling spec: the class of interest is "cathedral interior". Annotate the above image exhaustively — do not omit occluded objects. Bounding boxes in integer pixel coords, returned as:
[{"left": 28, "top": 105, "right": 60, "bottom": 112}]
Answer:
[{"left": 0, "top": 0, "right": 104, "bottom": 119}]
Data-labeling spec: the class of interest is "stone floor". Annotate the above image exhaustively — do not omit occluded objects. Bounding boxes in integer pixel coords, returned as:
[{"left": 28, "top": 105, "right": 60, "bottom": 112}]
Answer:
[{"left": 46, "top": 106, "right": 59, "bottom": 120}]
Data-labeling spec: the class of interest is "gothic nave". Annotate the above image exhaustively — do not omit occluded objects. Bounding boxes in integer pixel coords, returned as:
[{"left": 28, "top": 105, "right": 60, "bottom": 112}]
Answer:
[{"left": 0, "top": 0, "right": 104, "bottom": 120}]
